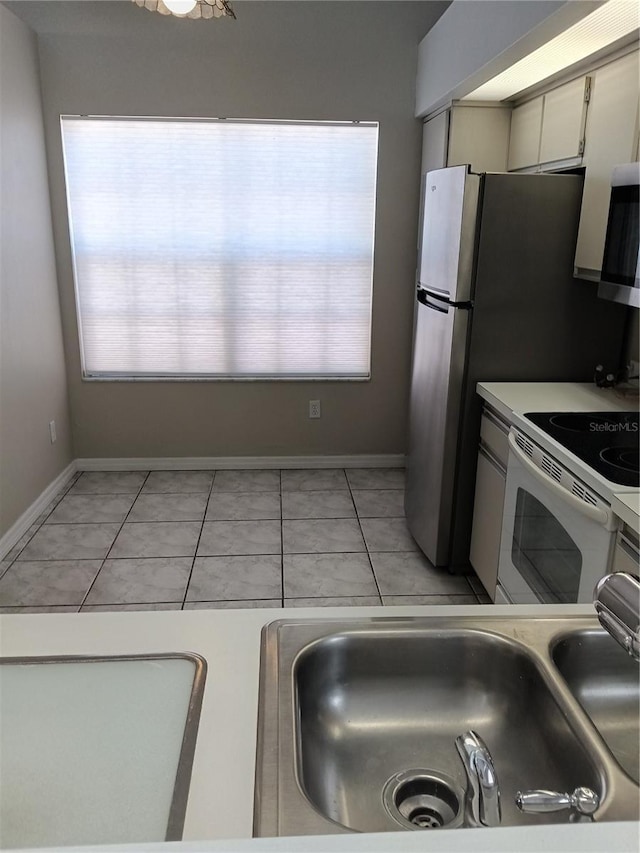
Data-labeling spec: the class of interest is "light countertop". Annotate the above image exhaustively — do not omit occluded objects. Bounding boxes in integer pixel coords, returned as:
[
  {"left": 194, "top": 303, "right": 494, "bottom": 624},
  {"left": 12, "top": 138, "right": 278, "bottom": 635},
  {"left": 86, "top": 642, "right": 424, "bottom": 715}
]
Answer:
[
  {"left": 476, "top": 382, "right": 637, "bottom": 424},
  {"left": 1, "top": 603, "right": 639, "bottom": 852}
]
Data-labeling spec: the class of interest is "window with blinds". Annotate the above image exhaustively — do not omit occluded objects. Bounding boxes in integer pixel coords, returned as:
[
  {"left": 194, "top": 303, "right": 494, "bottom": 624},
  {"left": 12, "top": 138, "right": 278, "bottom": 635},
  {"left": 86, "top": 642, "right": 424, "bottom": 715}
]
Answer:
[{"left": 60, "top": 116, "right": 378, "bottom": 380}]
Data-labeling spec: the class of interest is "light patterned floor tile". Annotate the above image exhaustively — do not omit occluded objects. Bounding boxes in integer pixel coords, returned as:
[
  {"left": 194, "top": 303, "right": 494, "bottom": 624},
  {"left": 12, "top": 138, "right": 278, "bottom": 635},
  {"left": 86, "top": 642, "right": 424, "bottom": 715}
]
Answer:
[
  {"left": 184, "top": 599, "right": 282, "bottom": 610},
  {"left": 128, "top": 493, "right": 208, "bottom": 522},
  {"left": 69, "top": 472, "right": 147, "bottom": 494},
  {"left": 284, "top": 553, "right": 377, "bottom": 597},
  {"left": 109, "top": 522, "right": 201, "bottom": 558},
  {"left": 186, "top": 555, "right": 282, "bottom": 600},
  {"left": 18, "top": 524, "right": 120, "bottom": 561},
  {"left": 81, "top": 602, "right": 182, "bottom": 612},
  {"left": 46, "top": 494, "right": 135, "bottom": 524},
  {"left": 213, "top": 470, "right": 280, "bottom": 493},
  {"left": 0, "top": 561, "right": 102, "bottom": 606},
  {"left": 0, "top": 605, "right": 79, "bottom": 614},
  {"left": 281, "top": 469, "right": 348, "bottom": 491},
  {"left": 346, "top": 468, "right": 405, "bottom": 490},
  {"left": 197, "top": 521, "right": 282, "bottom": 556},
  {"left": 360, "top": 518, "right": 418, "bottom": 552},
  {"left": 283, "top": 519, "right": 365, "bottom": 554},
  {"left": 281, "top": 491, "right": 355, "bottom": 519},
  {"left": 285, "top": 597, "right": 381, "bottom": 607},
  {"left": 382, "top": 594, "right": 478, "bottom": 605},
  {"left": 84, "top": 558, "right": 192, "bottom": 604},
  {"left": 205, "top": 492, "right": 281, "bottom": 521},
  {"left": 352, "top": 489, "right": 405, "bottom": 518},
  {"left": 142, "top": 470, "right": 214, "bottom": 494},
  {"left": 371, "top": 552, "right": 473, "bottom": 596}
]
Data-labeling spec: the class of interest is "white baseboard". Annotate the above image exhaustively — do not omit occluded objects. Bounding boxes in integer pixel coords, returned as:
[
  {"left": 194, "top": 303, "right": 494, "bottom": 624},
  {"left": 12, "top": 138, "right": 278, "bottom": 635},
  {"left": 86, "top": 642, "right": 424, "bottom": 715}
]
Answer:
[
  {"left": 0, "top": 462, "right": 78, "bottom": 561},
  {"left": 75, "top": 454, "right": 406, "bottom": 471}
]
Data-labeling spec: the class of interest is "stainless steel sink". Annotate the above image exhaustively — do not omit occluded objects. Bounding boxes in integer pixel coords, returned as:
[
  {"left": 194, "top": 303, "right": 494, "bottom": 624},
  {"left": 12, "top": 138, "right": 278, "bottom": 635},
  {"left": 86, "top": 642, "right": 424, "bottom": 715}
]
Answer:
[
  {"left": 254, "top": 616, "right": 640, "bottom": 837},
  {"left": 552, "top": 629, "right": 640, "bottom": 784}
]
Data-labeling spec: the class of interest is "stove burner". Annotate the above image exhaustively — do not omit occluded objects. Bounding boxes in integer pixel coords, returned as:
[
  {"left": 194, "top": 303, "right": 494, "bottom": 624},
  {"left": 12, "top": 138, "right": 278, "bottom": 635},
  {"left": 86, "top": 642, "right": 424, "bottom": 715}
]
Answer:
[
  {"left": 549, "top": 413, "right": 633, "bottom": 432},
  {"left": 600, "top": 446, "right": 640, "bottom": 473}
]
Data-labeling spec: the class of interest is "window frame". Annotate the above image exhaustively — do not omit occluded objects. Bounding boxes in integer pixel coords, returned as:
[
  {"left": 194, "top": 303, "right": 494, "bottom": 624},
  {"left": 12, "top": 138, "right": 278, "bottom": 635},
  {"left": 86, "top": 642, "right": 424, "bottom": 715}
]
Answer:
[{"left": 60, "top": 114, "right": 379, "bottom": 383}]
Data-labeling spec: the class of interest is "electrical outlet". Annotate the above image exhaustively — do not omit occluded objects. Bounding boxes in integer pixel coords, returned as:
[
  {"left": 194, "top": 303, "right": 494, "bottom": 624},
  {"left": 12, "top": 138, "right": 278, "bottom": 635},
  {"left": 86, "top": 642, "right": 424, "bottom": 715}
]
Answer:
[
  {"left": 628, "top": 360, "right": 639, "bottom": 380},
  {"left": 49, "top": 420, "right": 57, "bottom": 443},
  {"left": 309, "top": 400, "right": 321, "bottom": 419}
]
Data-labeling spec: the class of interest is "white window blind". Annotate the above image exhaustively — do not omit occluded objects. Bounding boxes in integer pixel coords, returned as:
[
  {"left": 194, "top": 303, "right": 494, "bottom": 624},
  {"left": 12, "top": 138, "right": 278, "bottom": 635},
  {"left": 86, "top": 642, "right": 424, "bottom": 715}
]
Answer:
[{"left": 60, "top": 116, "right": 378, "bottom": 379}]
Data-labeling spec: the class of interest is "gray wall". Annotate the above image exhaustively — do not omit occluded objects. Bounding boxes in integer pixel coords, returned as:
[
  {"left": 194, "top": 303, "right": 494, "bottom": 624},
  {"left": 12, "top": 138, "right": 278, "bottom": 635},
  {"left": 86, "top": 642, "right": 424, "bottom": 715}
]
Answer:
[
  {"left": 0, "top": 5, "right": 73, "bottom": 538},
  {"left": 32, "top": 0, "right": 448, "bottom": 460}
]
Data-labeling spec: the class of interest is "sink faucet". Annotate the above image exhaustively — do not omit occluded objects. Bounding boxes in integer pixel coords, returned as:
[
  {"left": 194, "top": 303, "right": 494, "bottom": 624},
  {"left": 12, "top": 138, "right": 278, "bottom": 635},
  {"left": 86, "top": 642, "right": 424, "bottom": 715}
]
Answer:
[
  {"left": 455, "top": 730, "right": 501, "bottom": 827},
  {"left": 593, "top": 572, "right": 640, "bottom": 661}
]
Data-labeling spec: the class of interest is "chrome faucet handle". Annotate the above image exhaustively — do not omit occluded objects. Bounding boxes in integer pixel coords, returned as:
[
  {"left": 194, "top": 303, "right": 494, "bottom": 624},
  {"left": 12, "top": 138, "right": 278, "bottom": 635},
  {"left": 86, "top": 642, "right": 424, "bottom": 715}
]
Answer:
[
  {"left": 455, "top": 730, "right": 501, "bottom": 827},
  {"left": 593, "top": 572, "right": 640, "bottom": 661},
  {"left": 516, "top": 787, "right": 599, "bottom": 817}
]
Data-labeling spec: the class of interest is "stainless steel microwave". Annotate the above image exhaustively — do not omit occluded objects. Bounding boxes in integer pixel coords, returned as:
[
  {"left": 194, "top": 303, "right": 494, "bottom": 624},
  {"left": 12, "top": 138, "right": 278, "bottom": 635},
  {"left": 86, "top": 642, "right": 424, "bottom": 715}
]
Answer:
[{"left": 598, "top": 162, "right": 639, "bottom": 309}]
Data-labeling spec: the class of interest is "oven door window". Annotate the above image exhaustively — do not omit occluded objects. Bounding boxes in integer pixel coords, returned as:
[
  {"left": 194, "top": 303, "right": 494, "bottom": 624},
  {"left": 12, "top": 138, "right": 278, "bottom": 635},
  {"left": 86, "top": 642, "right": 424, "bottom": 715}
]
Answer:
[{"left": 511, "top": 488, "right": 582, "bottom": 604}]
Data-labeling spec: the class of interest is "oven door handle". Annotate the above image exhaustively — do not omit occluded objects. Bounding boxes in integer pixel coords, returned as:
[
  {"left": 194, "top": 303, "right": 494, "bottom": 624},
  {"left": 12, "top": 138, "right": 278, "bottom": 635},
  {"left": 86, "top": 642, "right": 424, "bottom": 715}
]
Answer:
[{"left": 507, "top": 432, "right": 614, "bottom": 530}]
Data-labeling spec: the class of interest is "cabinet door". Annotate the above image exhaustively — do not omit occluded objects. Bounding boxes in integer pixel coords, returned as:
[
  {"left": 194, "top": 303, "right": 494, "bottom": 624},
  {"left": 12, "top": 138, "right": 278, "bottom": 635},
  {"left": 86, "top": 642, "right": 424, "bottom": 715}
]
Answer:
[
  {"left": 507, "top": 96, "right": 543, "bottom": 171},
  {"left": 469, "top": 447, "right": 506, "bottom": 600},
  {"left": 421, "top": 111, "right": 449, "bottom": 176},
  {"left": 574, "top": 50, "right": 640, "bottom": 280},
  {"left": 539, "top": 77, "right": 588, "bottom": 164},
  {"left": 448, "top": 106, "right": 511, "bottom": 172},
  {"left": 611, "top": 533, "right": 639, "bottom": 575}
]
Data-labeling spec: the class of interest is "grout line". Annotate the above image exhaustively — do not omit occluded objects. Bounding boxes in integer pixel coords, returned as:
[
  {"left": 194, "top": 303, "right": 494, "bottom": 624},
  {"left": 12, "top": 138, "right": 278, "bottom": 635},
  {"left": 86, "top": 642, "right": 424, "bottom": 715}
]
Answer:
[
  {"left": 8, "top": 547, "right": 419, "bottom": 562},
  {"left": 279, "top": 470, "right": 284, "bottom": 606},
  {"left": 78, "top": 472, "right": 151, "bottom": 610},
  {"left": 180, "top": 472, "right": 216, "bottom": 610},
  {"left": 346, "top": 470, "right": 383, "bottom": 605}
]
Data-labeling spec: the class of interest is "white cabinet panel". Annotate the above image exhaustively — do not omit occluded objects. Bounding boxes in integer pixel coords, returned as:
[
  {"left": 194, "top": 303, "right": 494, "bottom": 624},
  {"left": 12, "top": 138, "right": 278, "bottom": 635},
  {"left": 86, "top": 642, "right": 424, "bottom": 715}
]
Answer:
[
  {"left": 469, "top": 445, "right": 506, "bottom": 600},
  {"left": 423, "top": 106, "right": 511, "bottom": 177},
  {"left": 507, "top": 96, "right": 543, "bottom": 171},
  {"left": 611, "top": 531, "right": 639, "bottom": 575},
  {"left": 448, "top": 106, "right": 511, "bottom": 172},
  {"left": 539, "top": 77, "right": 587, "bottom": 164},
  {"left": 575, "top": 50, "right": 640, "bottom": 279},
  {"left": 421, "top": 111, "right": 449, "bottom": 176}
]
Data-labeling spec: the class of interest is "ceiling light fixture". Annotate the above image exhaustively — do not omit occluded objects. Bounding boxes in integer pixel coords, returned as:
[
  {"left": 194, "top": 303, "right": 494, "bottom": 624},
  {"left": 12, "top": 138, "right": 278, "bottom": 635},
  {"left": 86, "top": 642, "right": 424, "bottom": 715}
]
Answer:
[
  {"left": 131, "top": 0, "right": 236, "bottom": 20},
  {"left": 463, "top": 0, "right": 639, "bottom": 101}
]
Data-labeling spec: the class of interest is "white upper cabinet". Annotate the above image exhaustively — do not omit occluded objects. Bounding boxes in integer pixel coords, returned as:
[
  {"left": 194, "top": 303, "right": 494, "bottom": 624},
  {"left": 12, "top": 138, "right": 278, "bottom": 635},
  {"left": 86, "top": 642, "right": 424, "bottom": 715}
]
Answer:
[
  {"left": 421, "top": 109, "right": 449, "bottom": 175},
  {"left": 507, "top": 77, "right": 588, "bottom": 171},
  {"left": 574, "top": 50, "right": 640, "bottom": 280},
  {"left": 539, "top": 77, "right": 589, "bottom": 165},
  {"left": 507, "top": 97, "right": 543, "bottom": 171},
  {"left": 422, "top": 105, "right": 511, "bottom": 176},
  {"left": 447, "top": 106, "right": 511, "bottom": 172}
]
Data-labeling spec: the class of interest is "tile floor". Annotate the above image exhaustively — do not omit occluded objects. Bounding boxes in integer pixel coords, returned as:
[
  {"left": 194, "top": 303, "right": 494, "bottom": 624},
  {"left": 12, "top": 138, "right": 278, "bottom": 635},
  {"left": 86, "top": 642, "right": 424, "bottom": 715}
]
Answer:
[{"left": 0, "top": 468, "right": 490, "bottom": 613}]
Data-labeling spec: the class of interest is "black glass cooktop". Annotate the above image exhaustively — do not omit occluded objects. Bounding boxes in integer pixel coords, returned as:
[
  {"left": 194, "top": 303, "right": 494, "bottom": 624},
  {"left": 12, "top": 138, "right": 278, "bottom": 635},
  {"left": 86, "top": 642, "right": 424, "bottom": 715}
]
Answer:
[{"left": 523, "top": 411, "right": 639, "bottom": 488}]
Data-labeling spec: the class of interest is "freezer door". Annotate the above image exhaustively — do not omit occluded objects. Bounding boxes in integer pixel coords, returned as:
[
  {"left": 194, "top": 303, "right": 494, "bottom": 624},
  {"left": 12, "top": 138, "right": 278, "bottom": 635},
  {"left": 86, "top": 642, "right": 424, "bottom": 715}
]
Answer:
[
  {"left": 404, "top": 290, "right": 471, "bottom": 566},
  {"left": 418, "top": 165, "right": 480, "bottom": 303}
]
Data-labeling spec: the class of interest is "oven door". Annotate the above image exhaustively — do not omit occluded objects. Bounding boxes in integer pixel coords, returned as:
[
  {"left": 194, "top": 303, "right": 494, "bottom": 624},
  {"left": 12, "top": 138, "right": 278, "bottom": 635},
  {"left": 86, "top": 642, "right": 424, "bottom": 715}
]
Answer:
[{"left": 497, "top": 430, "right": 616, "bottom": 605}]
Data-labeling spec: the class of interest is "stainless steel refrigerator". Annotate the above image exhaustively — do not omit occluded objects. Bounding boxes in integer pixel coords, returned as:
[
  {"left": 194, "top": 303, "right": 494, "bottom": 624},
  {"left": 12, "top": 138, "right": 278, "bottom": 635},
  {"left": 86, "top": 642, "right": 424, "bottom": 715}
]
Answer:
[{"left": 404, "top": 165, "right": 627, "bottom": 569}]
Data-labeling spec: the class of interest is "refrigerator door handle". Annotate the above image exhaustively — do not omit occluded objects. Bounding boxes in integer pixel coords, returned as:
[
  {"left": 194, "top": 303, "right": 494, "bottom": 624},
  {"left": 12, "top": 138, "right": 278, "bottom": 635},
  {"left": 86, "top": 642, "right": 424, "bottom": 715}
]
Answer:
[{"left": 417, "top": 288, "right": 450, "bottom": 313}]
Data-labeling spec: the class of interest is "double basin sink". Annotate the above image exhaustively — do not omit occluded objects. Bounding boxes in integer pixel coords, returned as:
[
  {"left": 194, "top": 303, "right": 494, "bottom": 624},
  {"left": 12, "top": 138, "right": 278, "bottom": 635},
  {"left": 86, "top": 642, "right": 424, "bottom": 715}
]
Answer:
[{"left": 253, "top": 615, "right": 639, "bottom": 836}]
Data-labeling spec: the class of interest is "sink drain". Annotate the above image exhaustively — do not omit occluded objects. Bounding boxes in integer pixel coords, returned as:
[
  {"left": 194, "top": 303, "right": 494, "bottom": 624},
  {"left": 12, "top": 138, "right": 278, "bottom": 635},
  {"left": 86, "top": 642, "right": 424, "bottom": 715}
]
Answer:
[{"left": 383, "top": 770, "right": 464, "bottom": 831}]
